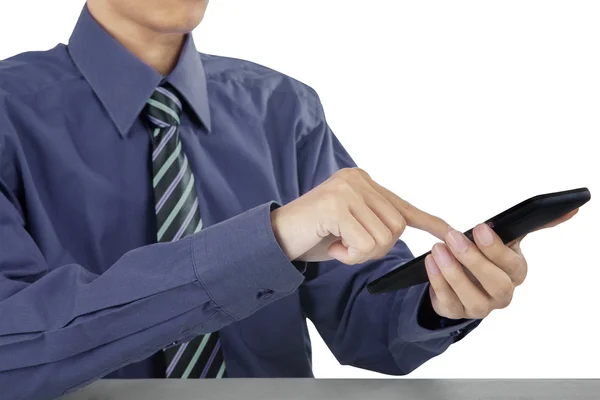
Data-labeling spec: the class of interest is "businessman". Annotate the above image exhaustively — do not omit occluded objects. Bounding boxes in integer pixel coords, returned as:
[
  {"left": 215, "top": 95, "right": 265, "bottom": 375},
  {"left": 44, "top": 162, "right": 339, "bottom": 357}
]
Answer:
[{"left": 0, "top": 1, "right": 577, "bottom": 399}]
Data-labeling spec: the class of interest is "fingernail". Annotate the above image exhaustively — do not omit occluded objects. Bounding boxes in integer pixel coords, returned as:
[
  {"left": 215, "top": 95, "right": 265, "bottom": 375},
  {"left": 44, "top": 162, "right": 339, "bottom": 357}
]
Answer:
[
  {"left": 425, "top": 255, "right": 440, "bottom": 275},
  {"left": 447, "top": 228, "right": 468, "bottom": 253},
  {"left": 474, "top": 224, "right": 494, "bottom": 246},
  {"left": 432, "top": 243, "right": 453, "bottom": 268}
]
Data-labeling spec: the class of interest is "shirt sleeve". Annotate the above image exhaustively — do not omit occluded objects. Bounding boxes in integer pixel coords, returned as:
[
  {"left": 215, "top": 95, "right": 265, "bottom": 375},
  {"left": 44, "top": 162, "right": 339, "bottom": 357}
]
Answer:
[
  {"left": 296, "top": 90, "right": 480, "bottom": 375},
  {"left": 0, "top": 120, "right": 304, "bottom": 399}
]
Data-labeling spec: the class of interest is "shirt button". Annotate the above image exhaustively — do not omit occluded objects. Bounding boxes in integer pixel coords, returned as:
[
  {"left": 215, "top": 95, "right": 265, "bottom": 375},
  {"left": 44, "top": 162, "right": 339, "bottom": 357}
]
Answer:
[{"left": 257, "top": 289, "right": 274, "bottom": 299}]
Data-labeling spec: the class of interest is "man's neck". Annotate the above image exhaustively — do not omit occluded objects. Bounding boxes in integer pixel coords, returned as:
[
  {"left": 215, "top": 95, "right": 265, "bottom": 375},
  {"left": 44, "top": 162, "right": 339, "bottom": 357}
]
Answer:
[{"left": 87, "top": 2, "right": 184, "bottom": 76}]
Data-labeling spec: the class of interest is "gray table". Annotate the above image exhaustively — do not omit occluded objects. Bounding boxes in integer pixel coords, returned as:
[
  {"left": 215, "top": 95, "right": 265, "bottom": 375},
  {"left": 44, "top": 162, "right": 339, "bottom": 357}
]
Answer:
[{"left": 62, "top": 379, "right": 600, "bottom": 400}]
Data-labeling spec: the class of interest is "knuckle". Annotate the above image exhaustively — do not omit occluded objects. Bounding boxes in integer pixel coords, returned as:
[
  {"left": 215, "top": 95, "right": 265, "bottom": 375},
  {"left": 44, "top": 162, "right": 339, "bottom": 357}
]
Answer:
[
  {"left": 513, "top": 273, "right": 526, "bottom": 286},
  {"left": 513, "top": 264, "right": 528, "bottom": 286},
  {"left": 488, "top": 278, "right": 515, "bottom": 301},
  {"left": 336, "top": 167, "right": 361, "bottom": 182},
  {"left": 495, "top": 294, "right": 513, "bottom": 310},
  {"left": 389, "top": 215, "right": 407, "bottom": 237},
  {"left": 466, "top": 301, "right": 490, "bottom": 319},
  {"left": 361, "top": 236, "right": 377, "bottom": 254},
  {"left": 334, "top": 168, "right": 352, "bottom": 178},
  {"left": 353, "top": 167, "right": 370, "bottom": 179},
  {"left": 396, "top": 220, "right": 408, "bottom": 235},
  {"left": 329, "top": 176, "right": 354, "bottom": 194},
  {"left": 375, "top": 228, "right": 394, "bottom": 246}
]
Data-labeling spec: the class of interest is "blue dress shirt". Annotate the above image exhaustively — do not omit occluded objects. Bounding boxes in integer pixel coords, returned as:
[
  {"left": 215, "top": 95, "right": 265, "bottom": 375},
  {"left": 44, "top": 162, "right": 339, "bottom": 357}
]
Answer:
[{"left": 0, "top": 5, "right": 479, "bottom": 400}]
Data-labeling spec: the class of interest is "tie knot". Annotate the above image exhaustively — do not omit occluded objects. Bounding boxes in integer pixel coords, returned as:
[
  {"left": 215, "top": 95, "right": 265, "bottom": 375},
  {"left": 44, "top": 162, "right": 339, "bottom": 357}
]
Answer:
[{"left": 145, "top": 84, "right": 183, "bottom": 128}]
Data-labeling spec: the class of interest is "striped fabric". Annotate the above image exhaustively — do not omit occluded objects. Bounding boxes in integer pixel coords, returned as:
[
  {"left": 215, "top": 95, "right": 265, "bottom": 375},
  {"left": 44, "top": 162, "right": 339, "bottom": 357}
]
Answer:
[{"left": 144, "top": 83, "right": 227, "bottom": 379}]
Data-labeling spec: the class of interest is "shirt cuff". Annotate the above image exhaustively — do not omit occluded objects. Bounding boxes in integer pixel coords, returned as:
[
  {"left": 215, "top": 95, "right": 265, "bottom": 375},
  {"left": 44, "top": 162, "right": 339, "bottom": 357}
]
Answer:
[
  {"left": 393, "top": 283, "right": 481, "bottom": 343},
  {"left": 191, "top": 201, "right": 305, "bottom": 320}
]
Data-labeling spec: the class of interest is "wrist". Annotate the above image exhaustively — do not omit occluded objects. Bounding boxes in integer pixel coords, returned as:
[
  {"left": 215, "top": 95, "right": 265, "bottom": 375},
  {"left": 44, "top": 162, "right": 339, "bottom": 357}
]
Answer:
[{"left": 270, "top": 207, "right": 295, "bottom": 261}]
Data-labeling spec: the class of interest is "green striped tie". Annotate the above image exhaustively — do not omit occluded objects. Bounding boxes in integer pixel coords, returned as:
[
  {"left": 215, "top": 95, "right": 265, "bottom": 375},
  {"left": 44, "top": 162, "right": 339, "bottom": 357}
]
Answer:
[{"left": 144, "top": 83, "right": 227, "bottom": 379}]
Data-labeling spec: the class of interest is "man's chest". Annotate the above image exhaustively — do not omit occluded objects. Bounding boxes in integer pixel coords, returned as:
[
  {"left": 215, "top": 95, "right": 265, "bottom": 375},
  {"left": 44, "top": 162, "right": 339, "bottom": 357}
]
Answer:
[{"left": 16, "top": 111, "right": 298, "bottom": 274}]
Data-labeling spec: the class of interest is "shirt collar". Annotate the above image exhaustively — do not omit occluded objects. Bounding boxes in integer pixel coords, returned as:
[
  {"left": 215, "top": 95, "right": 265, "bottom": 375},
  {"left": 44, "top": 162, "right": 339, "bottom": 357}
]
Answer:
[{"left": 67, "top": 5, "right": 212, "bottom": 137}]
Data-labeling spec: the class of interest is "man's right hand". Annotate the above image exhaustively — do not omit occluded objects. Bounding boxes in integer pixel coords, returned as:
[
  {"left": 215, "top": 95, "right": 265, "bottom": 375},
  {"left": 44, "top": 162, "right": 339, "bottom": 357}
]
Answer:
[{"left": 270, "top": 168, "right": 450, "bottom": 265}]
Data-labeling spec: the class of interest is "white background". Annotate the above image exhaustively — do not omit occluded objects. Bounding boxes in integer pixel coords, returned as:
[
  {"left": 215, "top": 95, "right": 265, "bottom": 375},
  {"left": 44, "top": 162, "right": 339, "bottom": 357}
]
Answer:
[{"left": 1, "top": 0, "right": 598, "bottom": 379}]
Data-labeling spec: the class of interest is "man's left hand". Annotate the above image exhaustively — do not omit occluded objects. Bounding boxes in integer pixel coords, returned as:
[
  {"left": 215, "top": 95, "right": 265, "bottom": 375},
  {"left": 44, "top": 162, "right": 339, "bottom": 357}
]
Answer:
[{"left": 424, "top": 209, "right": 579, "bottom": 320}]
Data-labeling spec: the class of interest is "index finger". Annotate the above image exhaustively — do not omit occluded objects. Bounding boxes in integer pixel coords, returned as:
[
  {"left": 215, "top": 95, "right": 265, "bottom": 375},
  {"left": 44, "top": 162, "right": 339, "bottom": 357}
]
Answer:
[{"left": 358, "top": 171, "right": 450, "bottom": 240}]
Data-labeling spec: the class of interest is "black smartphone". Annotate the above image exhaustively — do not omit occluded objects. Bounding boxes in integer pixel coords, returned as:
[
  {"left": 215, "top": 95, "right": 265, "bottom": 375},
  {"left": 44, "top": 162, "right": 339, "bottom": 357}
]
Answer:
[{"left": 367, "top": 187, "right": 591, "bottom": 294}]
